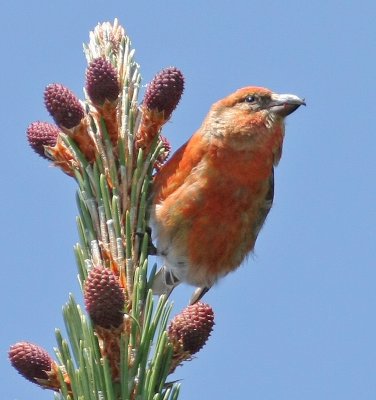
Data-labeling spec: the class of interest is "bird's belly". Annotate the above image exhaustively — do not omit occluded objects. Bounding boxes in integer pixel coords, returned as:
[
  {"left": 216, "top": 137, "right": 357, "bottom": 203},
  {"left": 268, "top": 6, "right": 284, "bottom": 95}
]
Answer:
[
  {"left": 187, "top": 193, "right": 259, "bottom": 283},
  {"left": 154, "top": 180, "right": 268, "bottom": 287}
]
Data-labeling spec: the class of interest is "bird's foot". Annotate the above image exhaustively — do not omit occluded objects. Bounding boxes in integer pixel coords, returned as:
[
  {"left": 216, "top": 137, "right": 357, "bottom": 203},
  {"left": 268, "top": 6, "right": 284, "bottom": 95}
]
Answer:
[{"left": 152, "top": 265, "right": 181, "bottom": 297}]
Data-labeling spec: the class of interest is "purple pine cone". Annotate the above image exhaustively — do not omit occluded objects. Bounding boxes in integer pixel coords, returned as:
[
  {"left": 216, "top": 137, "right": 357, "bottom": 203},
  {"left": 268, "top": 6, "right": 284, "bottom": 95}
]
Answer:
[
  {"left": 84, "top": 267, "right": 125, "bottom": 329},
  {"left": 9, "top": 342, "right": 54, "bottom": 384},
  {"left": 168, "top": 302, "right": 214, "bottom": 355},
  {"left": 44, "top": 83, "right": 84, "bottom": 129},
  {"left": 86, "top": 57, "right": 120, "bottom": 105},
  {"left": 144, "top": 67, "right": 184, "bottom": 119},
  {"left": 27, "top": 122, "right": 60, "bottom": 159}
]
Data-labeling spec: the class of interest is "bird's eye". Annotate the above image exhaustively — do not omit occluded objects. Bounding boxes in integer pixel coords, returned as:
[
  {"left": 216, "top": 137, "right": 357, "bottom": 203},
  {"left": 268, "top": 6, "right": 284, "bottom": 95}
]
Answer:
[{"left": 244, "top": 95, "right": 256, "bottom": 103}]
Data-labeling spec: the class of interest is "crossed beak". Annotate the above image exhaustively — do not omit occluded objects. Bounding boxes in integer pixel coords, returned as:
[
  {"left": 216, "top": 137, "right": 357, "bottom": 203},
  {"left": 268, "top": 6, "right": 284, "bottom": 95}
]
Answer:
[{"left": 269, "top": 93, "right": 306, "bottom": 116}]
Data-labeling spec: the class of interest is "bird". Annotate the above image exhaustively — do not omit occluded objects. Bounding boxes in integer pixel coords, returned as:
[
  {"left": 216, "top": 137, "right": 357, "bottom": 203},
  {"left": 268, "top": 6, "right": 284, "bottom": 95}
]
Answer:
[{"left": 150, "top": 86, "right": 305, "bottom": 303}]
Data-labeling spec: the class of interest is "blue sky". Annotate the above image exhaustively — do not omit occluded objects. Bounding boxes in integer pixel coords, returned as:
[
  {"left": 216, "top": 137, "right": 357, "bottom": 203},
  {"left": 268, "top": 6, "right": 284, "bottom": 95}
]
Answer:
[{"left": 1, "top": 1, "right": 376, "bottom": 399}]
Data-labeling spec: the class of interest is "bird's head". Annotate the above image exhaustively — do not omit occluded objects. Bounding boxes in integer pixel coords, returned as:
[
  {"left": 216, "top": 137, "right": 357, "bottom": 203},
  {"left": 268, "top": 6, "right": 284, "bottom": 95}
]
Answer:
[{"left": 203, "top": 86, "right": 305, "bottom": 154}]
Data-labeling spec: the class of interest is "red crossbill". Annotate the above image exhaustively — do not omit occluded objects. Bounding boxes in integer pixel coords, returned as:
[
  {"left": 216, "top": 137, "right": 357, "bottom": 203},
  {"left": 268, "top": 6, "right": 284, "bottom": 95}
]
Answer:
[{"left": 151, "top": 86, "right": 305, "bottom": 303}]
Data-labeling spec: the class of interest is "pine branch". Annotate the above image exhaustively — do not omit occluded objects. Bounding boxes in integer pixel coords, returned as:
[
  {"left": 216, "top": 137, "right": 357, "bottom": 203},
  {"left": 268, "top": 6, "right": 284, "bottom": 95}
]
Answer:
[{"left": 10, "top": 19, "right": 214, "bottom": 400}]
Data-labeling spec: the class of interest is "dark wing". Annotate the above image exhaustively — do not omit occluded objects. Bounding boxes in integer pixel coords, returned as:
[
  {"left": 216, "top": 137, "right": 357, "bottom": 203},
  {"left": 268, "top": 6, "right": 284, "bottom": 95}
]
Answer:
[{"left": 254, "top": 168, "right": 274, "bottom": 237}]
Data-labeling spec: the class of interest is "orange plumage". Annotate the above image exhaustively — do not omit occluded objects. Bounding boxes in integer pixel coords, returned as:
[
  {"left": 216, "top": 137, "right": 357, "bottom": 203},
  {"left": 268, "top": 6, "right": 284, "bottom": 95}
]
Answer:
[{"left": 151, "top": 86, "right": 305, "bottom": 302}]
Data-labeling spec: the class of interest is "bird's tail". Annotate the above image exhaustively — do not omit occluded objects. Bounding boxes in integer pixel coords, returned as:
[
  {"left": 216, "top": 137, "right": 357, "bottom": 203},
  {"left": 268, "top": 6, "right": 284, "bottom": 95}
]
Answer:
[
  {"left": 189, "top": 286, "right": 211, "bottom": 304},
  {"left": 152, "top": 265, "right": 181, "bottom": 297}
]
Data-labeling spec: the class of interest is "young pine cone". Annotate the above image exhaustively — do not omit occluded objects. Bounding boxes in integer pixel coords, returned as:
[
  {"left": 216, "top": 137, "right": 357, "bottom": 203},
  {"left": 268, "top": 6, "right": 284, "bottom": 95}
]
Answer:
[
  {"left": 8, "top": 341, "right": 60, "bottom": 390},
  {"left": 168, "top": 302, "right": 214, "bottom": 372}
]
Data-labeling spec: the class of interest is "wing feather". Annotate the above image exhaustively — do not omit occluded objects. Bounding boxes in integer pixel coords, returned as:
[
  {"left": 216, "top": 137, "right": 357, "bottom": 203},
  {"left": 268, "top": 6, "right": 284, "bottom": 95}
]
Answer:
[
  {"left": 152, "top": 132, "right": 206, "bottom": 203},
  {"left": 254, "top": 168, "right": 274, "bottom": 236}
]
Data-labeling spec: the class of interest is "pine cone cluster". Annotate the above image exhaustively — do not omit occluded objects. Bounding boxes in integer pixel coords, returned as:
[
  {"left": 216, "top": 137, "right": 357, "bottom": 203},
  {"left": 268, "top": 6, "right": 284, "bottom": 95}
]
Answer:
[{"left": 14, "top": 20, "right": 216, "bottom": 397}]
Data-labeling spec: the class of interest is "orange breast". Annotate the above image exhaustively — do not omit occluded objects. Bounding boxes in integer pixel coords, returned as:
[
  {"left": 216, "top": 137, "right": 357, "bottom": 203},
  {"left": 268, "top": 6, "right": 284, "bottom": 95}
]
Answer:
[{"left": 185, "top": 145, "right": 273, "bottom": 278}]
